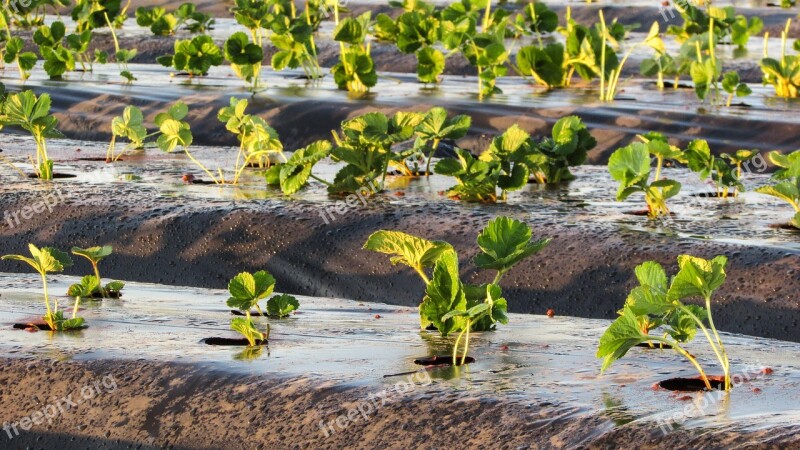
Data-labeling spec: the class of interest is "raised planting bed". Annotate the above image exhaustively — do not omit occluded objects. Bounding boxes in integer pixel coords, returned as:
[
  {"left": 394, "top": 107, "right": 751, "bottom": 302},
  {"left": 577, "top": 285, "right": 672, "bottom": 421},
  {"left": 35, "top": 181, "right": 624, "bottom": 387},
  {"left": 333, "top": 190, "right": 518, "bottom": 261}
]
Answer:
[
  {"left": 0, "top": 274, "right": 797, "bottom": 449},
  {"left": 0, "top": 136, "right": 798, "bottom": 341}
]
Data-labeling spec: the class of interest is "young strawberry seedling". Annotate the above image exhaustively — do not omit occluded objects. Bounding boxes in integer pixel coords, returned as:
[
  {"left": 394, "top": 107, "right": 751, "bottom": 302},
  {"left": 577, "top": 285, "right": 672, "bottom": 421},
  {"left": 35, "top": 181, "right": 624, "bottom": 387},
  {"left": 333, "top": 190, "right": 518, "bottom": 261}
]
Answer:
[
  {"left": 68, "top": 246, "right": 125, "bottom": 299},
  {"left": 2, "top": 244, "right": 85, "bottom": 331},
  {"left": 608, "top": 141, "right": 682, "bottom": 218},
  {"left": 597, "top": 255, "right": 732, "bottom": 391},
  {"left": 226, "top": 271, "right": 300, "bottom": 346},
  {"left": 107, "top": 105, "right": 147, "bottom": 162},
  {"left": 365, "top": 216, "right": 550, "bottom": 364},
  {"left": 0, "top": 90, "right": 64, "bottom": 180},
  {"left": 756, "top": 150, "right": 800, "bottom": 229}
]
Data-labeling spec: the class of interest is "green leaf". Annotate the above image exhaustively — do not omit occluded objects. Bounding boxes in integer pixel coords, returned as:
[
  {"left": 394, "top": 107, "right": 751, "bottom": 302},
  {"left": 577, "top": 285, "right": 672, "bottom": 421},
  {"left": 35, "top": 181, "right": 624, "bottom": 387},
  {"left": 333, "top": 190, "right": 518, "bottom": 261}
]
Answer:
[
  {"left": 668, "top": 255, "right": 728, "bottom": 301},
  {"left": 71, "top": 246, "right": 113, "bottom": 264},
  {"left": 364, "top": 230, "right": 453, "bottom": 278},
  {"left": 608, "top": 143, "right": 650, "bottom": 198},
  {"left": 266, "top": 294, "right": 300, "bottom": 318},
  {"left": 635, "top": 261, "right": 668, "bottom": 290},
  {"left": 67, "top": 275, "right": 101, "bottom": 298},
  {"left": 416, "top": 47, "right": 445, "bottom": 84},
  {"left": 667, "top": 305, "right": 707, "bottom": 342},
  {"left": 2, "top": 244, "right": 73, "bottom": 275},
  {"left": 597, "top": 306, "right": 650, "bottom": 372},
  {"left": 755, "top": 182, "right": 799, "bottom": 209},
  {"left": 226, "top": 271, "right": 276, "bottom": 310},
  {"left": 416, "top": 107, "right": 471, "bottom": 142},
  {"left": 473, "top": 217, "right": 551, "bottom": 273},
  {"left": 420, "top": 249, "right": 467, "bottom": 335},
  {"left": 230, "top": 317, "right": 265, "bottom": 346}
]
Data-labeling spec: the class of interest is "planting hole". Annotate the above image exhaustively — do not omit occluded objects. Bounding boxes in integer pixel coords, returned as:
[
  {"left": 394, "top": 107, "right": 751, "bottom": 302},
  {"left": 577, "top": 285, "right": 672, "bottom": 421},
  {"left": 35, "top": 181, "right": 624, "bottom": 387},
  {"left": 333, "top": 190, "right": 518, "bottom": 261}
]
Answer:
[
  {"left": 27, "top": 173, "right": 77, "bottom": 179},
  {"left": 203, "top": 337, "right": 267, "bottom": 346},
  {"left": 414, "top": 355, "right": 474, "bottom": 367},
  {"left": 658, "top": 377, "right": 725, "bottom": 392},
  {"left": 13, "top": 323, "right": 87, "bottom": 331},
  {"left": 635, "top": 342, "right": 673, "bottom": 350}
]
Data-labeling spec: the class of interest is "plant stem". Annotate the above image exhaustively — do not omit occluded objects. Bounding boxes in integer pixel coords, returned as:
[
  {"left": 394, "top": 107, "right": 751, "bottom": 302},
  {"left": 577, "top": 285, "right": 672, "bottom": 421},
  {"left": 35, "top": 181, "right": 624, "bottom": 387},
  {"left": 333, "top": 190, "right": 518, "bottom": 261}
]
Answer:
[
  {"left": 482, "top": 0, "right": 492, "bottom": 32},
  {"left": 678, "top": 304, "right": 729, "bottom": 389},
  {"left": 414, "top": 266, "right": 431, "bottom": 285},
  {"left": 41, "top": 272, "right": 52, "bottom": 318},
  {"left": 654, "top": 155, "right": 664, "bottom": 181},
  {"left": 183, "top": 148, "right": 221, "bottom": 184},
  {"left": 461, "top": 320, "right": 471, "bottom": 366},
  {"left": 309, "top": 174, "right": 333, "bottom": 187},
  {"left": 650, "top": 336, "right": 713, "bottom": 390},
  {"left": 425, "top": 138, "right": 440, "bottom": 177},
  {"left": 106, "top": 135, "right": 116, "bottom": 162},
  {"left": 704, "top": 294, "right": 731, "bottom": 389},
  {"left": 599, "top": 10, "right": 606, "bottom": 101},
  {"left": 72, "top": 296, "right": 80, "bottom": 319}
]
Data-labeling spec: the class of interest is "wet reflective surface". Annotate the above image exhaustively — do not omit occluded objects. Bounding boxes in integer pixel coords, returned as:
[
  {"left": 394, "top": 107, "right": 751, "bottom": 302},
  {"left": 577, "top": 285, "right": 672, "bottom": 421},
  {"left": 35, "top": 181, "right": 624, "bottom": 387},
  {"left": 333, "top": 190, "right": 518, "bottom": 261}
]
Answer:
[
  {"left": 0, "top": 273, "right": 798, "bottom": 438},
  {"left": 2, "top": 135, "right": 797, "bottom": 252}
]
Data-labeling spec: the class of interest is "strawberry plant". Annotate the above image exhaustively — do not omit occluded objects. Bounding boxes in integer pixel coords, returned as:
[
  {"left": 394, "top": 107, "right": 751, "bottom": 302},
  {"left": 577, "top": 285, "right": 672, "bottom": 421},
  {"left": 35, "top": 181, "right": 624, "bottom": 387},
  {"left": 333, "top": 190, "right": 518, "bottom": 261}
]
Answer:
[
  {"left": 375, "top": 10, "right": 444, "bottom": 84},
  {"left": 217, "top": 97, "right": 284, "bottom": 183},
  {"left": 106, "top": 105, "right": 147, "bottom": 162},
  {"left": 154, "top": 101, "right": 217, "bottom": 183},
  {"left": 226, "top": 270, "right": 300, "bottom": 345},
  {"left": 597, "top": 256, "right": 733, "bottom": 391},
  {"left": 755, "top": 150, "right": 800, "bottom": 228},
  {"left": 72, "top": 0, "right": 127, "bottom": 32},
  {"left": 365, "top": 216, "right": 550, "bottom": 364},
  {"left": 224, "top": 32, "right": 265, "bottom": 91},
  {"left": 2, "top": 244, "right": 85, "bottom": 331},
  {"left": 0, "top": 90, "right": 63, "bottom": 180},
  {"left": 533, "top": 115, "right": 597, "bottom": 183},
  {"left": 608, "top": 141, "right": 681, "bottom": 218},
  {"left": 136, "top": 3, "right": 214, "bottom": 36},
  {"left": 760, "top": 19, "right": 800, "bottom": 98},
  {"left": 265, "top": 140, "right": 332, "bottom": 195},
  {"left": 329, "top": 111, "right": 423, "bottom": 193},
  {"left": 517, "top": 7, "right": 617, "bottom": 90},
  {"left": 599, "top": 19, "right": 664, "bottom": 101},
  {"left": 5, "top": 0, "right": 65, "bottom": 29},
  {"left": 34, "top": 21, "right": 76, "bottom": 79},
  {"left": 332, "top": 12, "right": 377, "bottom": 93},
  {"left": 436, "top": 116, "right": 596, "bottom": 201},
  {"left": 3, "top": 37, "right": 37, "bottom": 80},
  {"left": 436, "top": 148, "right": 501, "bottom": 202},
  {"left": 269, "top": 12, "right": 322, "bottom": 80},
  {"left": 414, "top": 107, "right": 471, "bottom": 176},
  {"left": 68, "top": 246, "right": 124, "bottom": 299},
  {"left": 721, "top": 71, "right": 752, "bottom": 107},
  {"left": 158, "top": 35, "right": 223, "bottom": 76},
  {"left": 66, "top": 29, "right": 106, "bottom": 72},
  {"left": 684, "top": 139, "right": 751, "bottom": 198}
]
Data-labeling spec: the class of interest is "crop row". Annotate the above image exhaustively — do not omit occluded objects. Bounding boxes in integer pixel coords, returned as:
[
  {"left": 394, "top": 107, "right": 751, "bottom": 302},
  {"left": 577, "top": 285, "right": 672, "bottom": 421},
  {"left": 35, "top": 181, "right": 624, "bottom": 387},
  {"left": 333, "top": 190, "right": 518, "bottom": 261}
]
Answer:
[
  {"left": 1, "top": 84, "right": 797, "bottom": 228},
  {"left": 2, "top": 217, "right": 740, "bottom": 391},
  {"left": 2, "top": 0, "right": 799, "bottom": 102}
]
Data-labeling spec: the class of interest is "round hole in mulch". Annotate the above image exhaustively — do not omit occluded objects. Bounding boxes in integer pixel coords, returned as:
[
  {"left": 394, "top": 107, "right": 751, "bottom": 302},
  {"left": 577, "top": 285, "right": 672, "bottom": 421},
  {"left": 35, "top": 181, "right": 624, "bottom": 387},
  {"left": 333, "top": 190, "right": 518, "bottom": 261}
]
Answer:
[
  {"left": 189, "top": 179, "right": 217, "bottom": 185},
  {"left": 13, "top": 323, "right": 87, "bottom": 331},
  {"left": 230, "top": 310, "right": 270, "bottom": 317},
  {"left": 203, "top": 337, "right": 267, "bottom": 346},
  {"left": 414, "top": 355, "right": 474, "bottom": 367},
  {"left": 636, "top": 342, "right": 673, "bottom": 350},
  {"left": 770, "top": 223, "right": 800, "bottom": 231},
  {"left": 85, "top": 292, "right": 122, "bottom": 300},
  {"left": 689, "top": 192, "right": 729, "bottom": 198},
  {"left": 658, "top": 376, "right": 726, "bottom": 392},
  {"left": 623, "top": 210, "right": 676, "bottom": 217},
  {"left": 27, "top": 173, "right": 77, "bottom": 179},
  {"left": 75, "top": 157, "right": 120, "bottom": 163}
]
